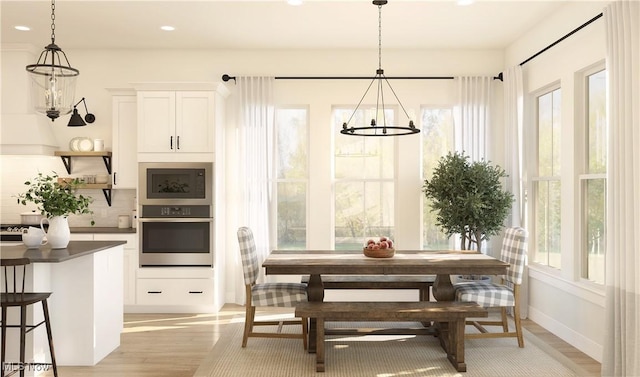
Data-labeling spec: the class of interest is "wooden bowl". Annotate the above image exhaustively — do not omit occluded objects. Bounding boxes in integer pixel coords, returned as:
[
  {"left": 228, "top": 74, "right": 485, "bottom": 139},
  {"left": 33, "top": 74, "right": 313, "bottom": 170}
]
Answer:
[{"left": 363, "top": 247, "right": 395, "bottom": 258}]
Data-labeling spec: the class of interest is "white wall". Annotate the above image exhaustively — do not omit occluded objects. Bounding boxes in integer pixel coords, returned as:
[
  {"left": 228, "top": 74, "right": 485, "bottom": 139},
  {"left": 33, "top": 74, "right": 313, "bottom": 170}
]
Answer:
[{"left": 504, "top": 1, "right": 610, "bottom": 362}]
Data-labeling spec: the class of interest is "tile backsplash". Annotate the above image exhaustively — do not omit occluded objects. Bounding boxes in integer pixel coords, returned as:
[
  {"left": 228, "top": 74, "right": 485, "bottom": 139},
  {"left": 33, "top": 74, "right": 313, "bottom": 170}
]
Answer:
[{"left": 1, "top": 155, "right": 136, "bottom": 227}]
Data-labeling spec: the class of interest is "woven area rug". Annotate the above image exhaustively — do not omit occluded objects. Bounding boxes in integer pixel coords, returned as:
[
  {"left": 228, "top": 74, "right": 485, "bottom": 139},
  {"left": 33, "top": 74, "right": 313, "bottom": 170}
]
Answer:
[{"left": 194, "top": 319, "right": 589, "bottom": 377}]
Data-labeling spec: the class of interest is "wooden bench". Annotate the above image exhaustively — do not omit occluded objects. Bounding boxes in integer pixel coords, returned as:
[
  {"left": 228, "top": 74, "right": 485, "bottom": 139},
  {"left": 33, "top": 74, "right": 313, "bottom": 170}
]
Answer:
[
  {"left": 301, "top": 275, "right": 435, "bottom": 301},
  {"left": 295, "top": 301, "right": 487, "bottom": 373}
]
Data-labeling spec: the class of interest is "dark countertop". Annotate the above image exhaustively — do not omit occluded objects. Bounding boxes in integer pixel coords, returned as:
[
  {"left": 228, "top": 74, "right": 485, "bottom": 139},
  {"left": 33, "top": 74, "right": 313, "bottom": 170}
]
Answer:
[
  {"left": 71, "top": 227, "right": 136, "bottom": 234},
  {"left": 0, "top": 241, "right": 127, "bottom": 263}
]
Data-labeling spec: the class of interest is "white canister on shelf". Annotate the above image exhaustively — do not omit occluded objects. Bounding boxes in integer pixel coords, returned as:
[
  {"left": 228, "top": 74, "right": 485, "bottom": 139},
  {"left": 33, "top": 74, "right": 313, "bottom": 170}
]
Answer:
[
  {"left": 118, "top": 215, "right": 131, "bottom": 229},
  {"left": 94, "top": 139, "right": 104, "bottom": 151}
]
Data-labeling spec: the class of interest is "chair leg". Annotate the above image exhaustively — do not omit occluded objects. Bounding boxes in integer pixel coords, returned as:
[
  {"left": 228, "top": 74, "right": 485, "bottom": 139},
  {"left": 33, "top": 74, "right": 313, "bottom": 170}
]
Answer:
[
  {"left": 301, "top": 317, "right": 308, "bottom": 350},
  {"left": 500, "top": 307, "right": 509, "bottom": 332},
  {"left": 242, "top": 305, "right": 255, "bottom": 348},
  {"left": 1, "top": 306, "right": 7, "bottom": 377},
  {"left": 42, "top": 300, "right": 58, "bottom": 377},
  {"left": 513, "top": 303, "right": 524, "bottom": 347}
]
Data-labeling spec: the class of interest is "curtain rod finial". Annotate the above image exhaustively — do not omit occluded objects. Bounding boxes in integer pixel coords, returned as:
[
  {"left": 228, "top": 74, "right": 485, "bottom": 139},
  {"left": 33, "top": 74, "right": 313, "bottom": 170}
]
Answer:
[{"left": 222, "top": 74, "right": 236, "bottom": 82}]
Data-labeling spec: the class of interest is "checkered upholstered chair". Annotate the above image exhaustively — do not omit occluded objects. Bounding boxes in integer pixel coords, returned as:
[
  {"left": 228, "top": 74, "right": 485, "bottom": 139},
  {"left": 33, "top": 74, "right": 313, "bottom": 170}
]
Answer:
[
  {"left": 237, "top": 226, "right": 308, "bottom": 349},
  {"left": 454, "top": 227, "right": 528, "bottom": 347}
]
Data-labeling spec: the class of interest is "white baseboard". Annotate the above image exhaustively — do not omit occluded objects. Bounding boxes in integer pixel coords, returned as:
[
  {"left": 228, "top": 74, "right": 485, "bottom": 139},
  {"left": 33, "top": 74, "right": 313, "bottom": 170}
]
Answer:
[{"left": 528, "top": 306, "right": 603, "bottom": 362}]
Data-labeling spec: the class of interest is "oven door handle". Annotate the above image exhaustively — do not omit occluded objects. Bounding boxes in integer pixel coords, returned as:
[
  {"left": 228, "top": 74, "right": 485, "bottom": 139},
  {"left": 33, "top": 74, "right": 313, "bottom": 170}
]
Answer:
[{"left": 138, "top": 218, "right": 213, "bottom": 223}]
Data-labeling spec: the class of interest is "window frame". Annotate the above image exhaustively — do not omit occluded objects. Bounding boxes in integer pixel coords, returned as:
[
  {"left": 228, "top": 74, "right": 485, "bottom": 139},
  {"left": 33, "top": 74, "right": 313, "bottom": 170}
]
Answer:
[
  {"left": 272, "top": 105, "right": 311, "bottom": 250},
  {"left": 419, "top": 105, "right": 455, "bottom": 250},
  {"left": 577, "top": 63, "right": 607, "bottom": 286},
  {"left": 332, "top": 105, "right": 397, "bottom": 249},
  {"left": 530, "top": 83, "right": 562, "bottom": 271}
]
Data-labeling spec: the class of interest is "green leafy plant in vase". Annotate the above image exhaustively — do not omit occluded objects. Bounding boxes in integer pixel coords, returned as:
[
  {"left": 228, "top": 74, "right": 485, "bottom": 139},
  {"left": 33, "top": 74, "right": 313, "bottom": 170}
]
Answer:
[
  {"left": 422, "top": 152, "right": 513, "bottom": 278},
  {"left": 16, "top": 172, "right": 94, "bottom": 248}
]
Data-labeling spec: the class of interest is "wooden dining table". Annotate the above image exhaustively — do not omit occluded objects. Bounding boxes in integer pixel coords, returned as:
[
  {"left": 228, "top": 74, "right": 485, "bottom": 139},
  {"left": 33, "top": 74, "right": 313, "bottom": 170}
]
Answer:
[{"left": 263, "top": 249, "right": 509, "bottom": 354}]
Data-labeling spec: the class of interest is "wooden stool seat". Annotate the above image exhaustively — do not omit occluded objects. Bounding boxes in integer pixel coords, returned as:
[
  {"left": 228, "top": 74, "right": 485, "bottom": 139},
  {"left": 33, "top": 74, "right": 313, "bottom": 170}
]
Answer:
[{"left": 1, "top": 258, "right": 58, "bottom": 377}]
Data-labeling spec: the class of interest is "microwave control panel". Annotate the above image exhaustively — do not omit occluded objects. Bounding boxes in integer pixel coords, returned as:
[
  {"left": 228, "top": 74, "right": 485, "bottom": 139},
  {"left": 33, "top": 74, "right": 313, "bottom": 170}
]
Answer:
[{"left": 141, "top": 205, "right": 211, "bottom": 218}]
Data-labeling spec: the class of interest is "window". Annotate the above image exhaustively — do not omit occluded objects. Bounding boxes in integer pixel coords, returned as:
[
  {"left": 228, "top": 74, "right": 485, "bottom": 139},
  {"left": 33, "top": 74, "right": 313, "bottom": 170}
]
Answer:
[
  {"left": 334, "top": 106, "right": 395, "bottom": 249},
  {"left": 580, "top": 69, "right": 607, "bottom": 284},
  {"left": 421, "top": 107, "right": 454, "bottom": 249},
  {"left": 274, "top": 107, "right": 308, "bottom": 249},
  {"left": 533, "top": 88, "right": 562, "bottom": 268}
]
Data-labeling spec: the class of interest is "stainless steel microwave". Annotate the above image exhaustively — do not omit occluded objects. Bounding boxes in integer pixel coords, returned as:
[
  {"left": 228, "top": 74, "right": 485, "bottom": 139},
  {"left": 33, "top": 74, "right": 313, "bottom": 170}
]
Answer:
[{"left": 139, "top": 162, "right": 213, "bottom": 205}]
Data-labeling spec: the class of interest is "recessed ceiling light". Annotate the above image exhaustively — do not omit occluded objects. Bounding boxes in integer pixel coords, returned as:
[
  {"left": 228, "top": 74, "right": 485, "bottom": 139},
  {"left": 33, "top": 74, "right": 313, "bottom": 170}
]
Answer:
[
  {"left": 288, "top": 0, "right": 303, "bottom": 6},
  {"left": 457, "top": 0, "right": 475, "bottom": 5},
  {"left": 160, "top": 26, "right": 175, "bottom": 31},
  {"left": 15, "top": 25, "right": 31, "bottom": 31}
]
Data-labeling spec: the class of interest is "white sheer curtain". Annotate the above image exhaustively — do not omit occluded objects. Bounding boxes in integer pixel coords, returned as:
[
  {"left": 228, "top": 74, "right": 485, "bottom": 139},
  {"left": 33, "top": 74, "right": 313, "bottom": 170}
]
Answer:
[
  {"left": 502, "top": 66, "right": 525, "bottom": 228},
  {"left": 231, "top": 76, "right": 276, "bottom": 304},
  {"left": 502, "top": 66, "right": 528, "bottom": 319},
  {"left": 454, "top": 76, "right": 493, "bottom": 161},
  {"left": 603, "top": 2, "right": 640, "bottom": 376},
  {"left": 454, "top": 76, "right": 493, "bottom": 254}
]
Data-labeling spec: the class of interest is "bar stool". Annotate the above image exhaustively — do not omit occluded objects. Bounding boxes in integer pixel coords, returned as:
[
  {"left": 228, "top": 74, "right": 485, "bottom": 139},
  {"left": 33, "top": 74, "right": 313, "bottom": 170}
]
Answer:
[{"left": 1, "top": 258, "right": 58, "bottom": 377}]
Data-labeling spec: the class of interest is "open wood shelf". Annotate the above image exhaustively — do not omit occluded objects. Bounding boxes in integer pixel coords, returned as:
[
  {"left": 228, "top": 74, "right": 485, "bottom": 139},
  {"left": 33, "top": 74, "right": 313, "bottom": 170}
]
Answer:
[{"left": 55, "top": 151, "right": 114, "bottom": 206}]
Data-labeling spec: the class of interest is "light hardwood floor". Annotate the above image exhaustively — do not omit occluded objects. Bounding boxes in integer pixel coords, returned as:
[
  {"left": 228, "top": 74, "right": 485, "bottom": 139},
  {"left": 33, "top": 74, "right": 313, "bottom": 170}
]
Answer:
[{"left": 38, "top": 304, "right": 600, "bottom": 377}]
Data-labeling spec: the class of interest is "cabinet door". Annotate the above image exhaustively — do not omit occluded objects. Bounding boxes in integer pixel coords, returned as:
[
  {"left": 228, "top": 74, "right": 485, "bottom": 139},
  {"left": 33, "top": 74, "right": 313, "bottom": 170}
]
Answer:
[
  {"left": 112, "top": 95, "right": 137, "bottom": 188},
  {"left": 175, "top": 91, "right": 215, "bottom": 153},
  {"left": 94, "top": 233, "right": 138, "bottom": 307},
  {"left": 137, "top": 91, "right": 176, "bottom": 153}
]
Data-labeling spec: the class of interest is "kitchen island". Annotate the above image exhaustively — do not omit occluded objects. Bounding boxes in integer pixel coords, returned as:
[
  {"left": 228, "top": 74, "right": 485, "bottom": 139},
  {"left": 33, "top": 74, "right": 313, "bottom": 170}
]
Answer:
[{"left": 1, "top": 241, "right": 125, "bottom": 369}]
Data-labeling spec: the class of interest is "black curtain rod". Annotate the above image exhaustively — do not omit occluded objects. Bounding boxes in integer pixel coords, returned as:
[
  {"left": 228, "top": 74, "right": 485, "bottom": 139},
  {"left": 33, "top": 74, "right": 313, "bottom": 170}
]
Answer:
[
  {"left": 221, "top": 13, "right": 602, "bottom": 85},
  {"left": 222, "top": 73, "right": 504, "bottom": 82},
  {"left": 221, "top": 74, "right": 461, "bottom": 82},
  {"left": 519, "top": 13, "right": 603, "bottom": 67}
]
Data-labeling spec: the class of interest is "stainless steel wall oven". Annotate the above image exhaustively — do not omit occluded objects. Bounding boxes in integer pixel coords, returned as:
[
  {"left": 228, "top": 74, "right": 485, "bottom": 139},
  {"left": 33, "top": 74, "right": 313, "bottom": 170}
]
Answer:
[{"left": 138, "top": 162, "right": 214, "bottom": 267}]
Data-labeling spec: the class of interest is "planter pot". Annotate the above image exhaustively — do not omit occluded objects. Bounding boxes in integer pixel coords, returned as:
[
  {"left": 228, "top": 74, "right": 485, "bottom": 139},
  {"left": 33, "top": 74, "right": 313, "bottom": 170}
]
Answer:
[{"left": 40, "top": 216, "right": 71, "bottom": 249}]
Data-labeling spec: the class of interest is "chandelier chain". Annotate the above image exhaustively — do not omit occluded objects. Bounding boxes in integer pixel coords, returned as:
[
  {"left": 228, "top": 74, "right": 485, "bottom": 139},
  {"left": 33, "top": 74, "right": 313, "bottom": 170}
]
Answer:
[
  {"left": 50, "top": 0, "right": 56, "bottom": 43},
  {"left": 378, "top": 4, "right": 382, "bottom": 70}
]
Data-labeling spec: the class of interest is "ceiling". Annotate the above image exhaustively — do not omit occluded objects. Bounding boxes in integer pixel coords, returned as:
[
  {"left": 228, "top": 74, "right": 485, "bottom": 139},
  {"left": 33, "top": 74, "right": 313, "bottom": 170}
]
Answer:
[{"left": 1, "top": 0, "right": 567, "bottom": 50}]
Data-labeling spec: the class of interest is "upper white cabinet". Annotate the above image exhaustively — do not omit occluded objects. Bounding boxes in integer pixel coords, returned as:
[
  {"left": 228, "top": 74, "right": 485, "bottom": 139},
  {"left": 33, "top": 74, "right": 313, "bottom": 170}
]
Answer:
[
  {"left": 112, "top": 94, "right": 138, "bottom": 188},
  {"left": 137, "top": 91, "right": 215, "bottom": 154}
]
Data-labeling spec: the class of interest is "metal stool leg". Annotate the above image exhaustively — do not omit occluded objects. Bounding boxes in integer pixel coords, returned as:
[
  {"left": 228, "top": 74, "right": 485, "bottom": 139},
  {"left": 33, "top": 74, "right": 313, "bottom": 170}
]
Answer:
[
  {"left": 42, "top": 300, "right": 57, "bottom": 377},
  {"left": 19, "top": 306, "right": 26, "bottom": 377},
  {"left": 1, "top": 306, "right": 6, "bottom": 377}
]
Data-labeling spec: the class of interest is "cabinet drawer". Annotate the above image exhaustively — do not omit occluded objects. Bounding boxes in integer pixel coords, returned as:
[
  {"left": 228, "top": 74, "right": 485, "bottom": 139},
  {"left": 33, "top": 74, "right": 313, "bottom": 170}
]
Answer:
[{"left": 136, "top": 278, "right": 213, "bottom": 306}]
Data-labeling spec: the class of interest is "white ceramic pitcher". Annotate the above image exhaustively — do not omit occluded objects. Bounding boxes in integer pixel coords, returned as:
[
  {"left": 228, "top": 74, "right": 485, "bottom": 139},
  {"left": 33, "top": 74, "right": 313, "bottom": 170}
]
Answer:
[{"left": 40, "top": 216, "right": 71, "bottom": 249}]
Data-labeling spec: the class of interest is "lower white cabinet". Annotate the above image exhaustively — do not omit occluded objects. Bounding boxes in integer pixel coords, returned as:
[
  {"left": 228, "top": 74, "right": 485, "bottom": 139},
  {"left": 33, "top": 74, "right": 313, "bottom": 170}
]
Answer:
[
  {"left": 136, "top": 278, "right": 214, "bottom": 306},
  {"left": 92, "top": 233, "right": 138, "bottom": 307},
  {"left": 135, "top": 267, "right": 216, "bottom": 312}
]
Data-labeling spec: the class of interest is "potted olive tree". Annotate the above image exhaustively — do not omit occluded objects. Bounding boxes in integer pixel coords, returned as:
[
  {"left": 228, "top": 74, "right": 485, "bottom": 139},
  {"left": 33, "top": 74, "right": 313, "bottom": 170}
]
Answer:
[{"left": 422, "top": 151, "right": 513, "bottom": 252}]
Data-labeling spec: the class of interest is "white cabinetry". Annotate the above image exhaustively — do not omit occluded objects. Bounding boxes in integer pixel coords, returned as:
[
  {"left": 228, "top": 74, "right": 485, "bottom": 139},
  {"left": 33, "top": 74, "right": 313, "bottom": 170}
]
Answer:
[
  {"left": 136, "top": 278, "right": 213, "bottom": 306},
  {"left": 137, "top": 91, "right": 215, "bottom": 154},
  {"left": 94, "top": 233, "right": 138, "bottom": 307},
  {"left": 111, "top": 94, "right": 137, "bottom": 188},
  {"left": 135, "top": 267, "right": 217, "bottom": 313},
  {"left": 70, "top": 233, "right": 138, "bottom": 308}
]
